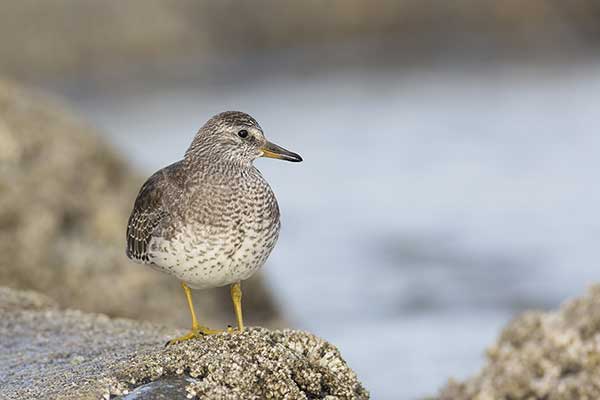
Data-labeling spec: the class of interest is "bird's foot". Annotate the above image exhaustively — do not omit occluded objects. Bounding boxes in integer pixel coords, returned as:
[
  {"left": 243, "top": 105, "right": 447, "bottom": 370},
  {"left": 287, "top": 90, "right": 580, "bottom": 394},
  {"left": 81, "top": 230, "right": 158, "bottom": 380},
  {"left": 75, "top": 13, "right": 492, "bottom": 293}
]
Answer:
[
  {"left": 226, "top": 324, "right": 244, "bottom": 333},
  {"left": 165, "top": 325, "right": 224, "bottom": 347}
]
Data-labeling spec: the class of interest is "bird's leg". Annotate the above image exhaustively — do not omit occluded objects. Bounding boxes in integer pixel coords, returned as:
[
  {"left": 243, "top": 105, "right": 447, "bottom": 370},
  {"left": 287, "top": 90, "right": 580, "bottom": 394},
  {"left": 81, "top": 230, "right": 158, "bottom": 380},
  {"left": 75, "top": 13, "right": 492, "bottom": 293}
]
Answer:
[
  {"left": 166, "top": 282, "right": 222, "bottom": 346},
  {"left": 230, "top": 281, "right": 244, "bottom": 332},
  {"left": 183, "top": 282, "right": 201, "bottom": 330}
]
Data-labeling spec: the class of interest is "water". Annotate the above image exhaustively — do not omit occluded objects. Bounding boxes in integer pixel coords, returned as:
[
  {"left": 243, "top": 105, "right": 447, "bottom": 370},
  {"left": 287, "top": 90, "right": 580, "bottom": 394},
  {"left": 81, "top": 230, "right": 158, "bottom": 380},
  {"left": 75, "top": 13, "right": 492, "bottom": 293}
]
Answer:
[{"left": 61, "top": 59, "right": 600, "bottom": 399}]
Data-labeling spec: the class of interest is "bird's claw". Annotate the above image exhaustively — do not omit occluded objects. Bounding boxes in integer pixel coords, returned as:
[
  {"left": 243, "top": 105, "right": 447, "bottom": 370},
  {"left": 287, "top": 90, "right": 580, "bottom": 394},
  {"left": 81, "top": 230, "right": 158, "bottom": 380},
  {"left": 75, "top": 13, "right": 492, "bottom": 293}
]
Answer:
[{"left": 165, "top": 325, "right": 224, "bottom": 347}]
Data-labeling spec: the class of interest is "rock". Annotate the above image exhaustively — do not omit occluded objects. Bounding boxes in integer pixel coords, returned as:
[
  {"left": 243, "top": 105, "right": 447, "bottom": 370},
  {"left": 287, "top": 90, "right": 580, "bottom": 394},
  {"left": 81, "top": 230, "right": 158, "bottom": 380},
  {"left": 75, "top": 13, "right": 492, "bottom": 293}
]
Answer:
[
  {"left": 120, "top": 376, "right": 200, "bottom": 400},
  {"left": 437, "top": 284, "right": 600, "bottom": 400},
  {"left": 0, "top": 286, "right": 57, "bottom": 311},
  {"left": 0, "top": 78, "right": 279, "bottom": 329},
  {"left": 0, "top": 287, "right": 369, "bottom": 400}
]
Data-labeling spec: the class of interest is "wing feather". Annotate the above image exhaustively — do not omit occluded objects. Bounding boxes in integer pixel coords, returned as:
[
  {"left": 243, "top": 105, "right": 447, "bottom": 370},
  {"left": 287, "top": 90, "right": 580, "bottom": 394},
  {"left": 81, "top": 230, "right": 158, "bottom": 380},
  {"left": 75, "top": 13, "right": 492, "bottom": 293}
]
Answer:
[{"left": 126, "top": 161, "right": 183, "bottom": 263}]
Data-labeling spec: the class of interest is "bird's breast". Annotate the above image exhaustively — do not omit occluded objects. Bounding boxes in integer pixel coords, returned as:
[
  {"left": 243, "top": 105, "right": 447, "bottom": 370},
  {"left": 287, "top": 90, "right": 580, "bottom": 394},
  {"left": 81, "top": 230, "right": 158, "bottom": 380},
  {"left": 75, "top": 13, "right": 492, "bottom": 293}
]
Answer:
[
  {"left": 183, "top": 170, "right": 280, "bottom": 230},
  {"left": 147, "top": 171, "right": 281, "bottom": 288}
]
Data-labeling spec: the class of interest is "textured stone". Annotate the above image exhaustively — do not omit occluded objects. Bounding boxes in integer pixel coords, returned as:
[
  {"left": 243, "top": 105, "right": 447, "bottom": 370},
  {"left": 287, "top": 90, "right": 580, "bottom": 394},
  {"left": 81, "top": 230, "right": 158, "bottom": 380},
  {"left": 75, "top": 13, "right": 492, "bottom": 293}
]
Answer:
[
  {"left": 0, "top": 287, "right": 368, "bottom": 400},
  {"left": 0, "top": 286, "right": 58, "bottom": 311},
  {"left": 437, "top": 284, "right": 600, "bottom": 400},
  {"left": 120, "top": 375, "right": 200, "bottom": 399},
  {"left": 0, "top": 78, "right": 278, "bottom": 329}
]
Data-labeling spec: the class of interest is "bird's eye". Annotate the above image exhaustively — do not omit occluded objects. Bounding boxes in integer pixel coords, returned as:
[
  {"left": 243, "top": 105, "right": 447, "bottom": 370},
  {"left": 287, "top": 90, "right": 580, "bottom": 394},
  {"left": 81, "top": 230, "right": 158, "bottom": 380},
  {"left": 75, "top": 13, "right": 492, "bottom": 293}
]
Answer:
[{"left": 238, "top": 129, "right": 249, "bottom": 138}]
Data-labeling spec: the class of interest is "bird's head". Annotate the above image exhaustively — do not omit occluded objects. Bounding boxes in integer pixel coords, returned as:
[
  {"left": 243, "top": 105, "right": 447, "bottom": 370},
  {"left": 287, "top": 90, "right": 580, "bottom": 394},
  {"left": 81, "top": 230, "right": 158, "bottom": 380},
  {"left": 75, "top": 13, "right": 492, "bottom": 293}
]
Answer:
[{"left": 186, "top": 111, "right": 302, "bottom": 166}]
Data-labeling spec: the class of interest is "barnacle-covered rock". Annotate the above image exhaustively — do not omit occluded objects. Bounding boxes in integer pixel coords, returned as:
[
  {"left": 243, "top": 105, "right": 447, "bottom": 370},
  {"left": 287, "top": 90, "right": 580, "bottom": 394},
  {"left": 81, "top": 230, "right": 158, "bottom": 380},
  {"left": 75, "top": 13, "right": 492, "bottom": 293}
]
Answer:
[
  {"left": 0, "top": 287, "right": 368, "bottom": 400},
  {"left": 437, "top": 284, "right": 600, "bottom": 400}
]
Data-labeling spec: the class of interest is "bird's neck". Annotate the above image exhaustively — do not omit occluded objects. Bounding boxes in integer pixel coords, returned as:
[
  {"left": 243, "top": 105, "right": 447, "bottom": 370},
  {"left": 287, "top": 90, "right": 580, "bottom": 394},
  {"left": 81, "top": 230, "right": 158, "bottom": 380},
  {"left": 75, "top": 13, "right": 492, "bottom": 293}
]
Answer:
[{"left": 184, "top": 151, "right": 254, "bottom": 180}]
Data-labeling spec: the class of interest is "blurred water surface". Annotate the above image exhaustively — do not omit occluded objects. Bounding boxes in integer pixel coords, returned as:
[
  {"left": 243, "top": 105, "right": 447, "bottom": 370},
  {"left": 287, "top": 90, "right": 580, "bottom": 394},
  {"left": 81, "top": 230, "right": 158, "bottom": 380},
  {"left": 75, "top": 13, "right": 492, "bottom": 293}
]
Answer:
[{"left": 60, "top": 57, "right": 600, "bottom": 399}]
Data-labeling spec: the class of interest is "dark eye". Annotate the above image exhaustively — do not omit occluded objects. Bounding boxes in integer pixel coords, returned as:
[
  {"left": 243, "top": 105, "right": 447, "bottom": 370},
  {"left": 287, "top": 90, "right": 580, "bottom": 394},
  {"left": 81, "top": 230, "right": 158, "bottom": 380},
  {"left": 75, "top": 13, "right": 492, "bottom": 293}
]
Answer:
[{"left": 238, "top": 129, "right": 249, "bottom": 138}]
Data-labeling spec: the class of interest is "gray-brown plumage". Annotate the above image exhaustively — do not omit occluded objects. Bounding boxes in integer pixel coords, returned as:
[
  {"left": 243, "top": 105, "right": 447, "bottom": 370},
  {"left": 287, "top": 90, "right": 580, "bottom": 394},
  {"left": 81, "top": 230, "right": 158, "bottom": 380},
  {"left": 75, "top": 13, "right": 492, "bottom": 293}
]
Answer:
[
  {"left": 125, "top": 111, "right": 302, "bottom": 343},
  {"left": 127, "top": 161, "right": 182, "bottom": 263}
]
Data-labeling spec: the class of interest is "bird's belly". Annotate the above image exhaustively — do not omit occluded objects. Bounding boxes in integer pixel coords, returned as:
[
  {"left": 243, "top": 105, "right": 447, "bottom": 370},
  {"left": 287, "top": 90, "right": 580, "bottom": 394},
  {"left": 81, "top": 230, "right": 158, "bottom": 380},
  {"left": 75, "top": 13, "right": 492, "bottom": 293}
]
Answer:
[{"left": 147, "top": 223, "right": 279, "bottom": 289}]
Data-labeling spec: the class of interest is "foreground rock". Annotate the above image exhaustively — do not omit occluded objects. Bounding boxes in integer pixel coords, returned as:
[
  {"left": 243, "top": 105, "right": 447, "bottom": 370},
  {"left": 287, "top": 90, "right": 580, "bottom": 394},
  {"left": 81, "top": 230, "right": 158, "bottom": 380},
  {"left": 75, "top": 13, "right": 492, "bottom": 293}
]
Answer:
[
  {"left": 437, "top": 284, "right": 600, "bottom": 400},
  {"left": 0, "top": 78, "right": 278, "bottom": 328},
  {"left": 0, "top": 287, "right": 368, "bottom": 400}
]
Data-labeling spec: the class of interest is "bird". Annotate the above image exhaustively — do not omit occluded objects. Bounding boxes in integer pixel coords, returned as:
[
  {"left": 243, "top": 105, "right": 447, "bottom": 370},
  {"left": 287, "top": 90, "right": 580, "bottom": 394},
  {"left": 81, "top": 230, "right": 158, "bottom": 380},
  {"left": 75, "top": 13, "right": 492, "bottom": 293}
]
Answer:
[{"left": 125, "top": 111, "right": 302, "bottom": 345}]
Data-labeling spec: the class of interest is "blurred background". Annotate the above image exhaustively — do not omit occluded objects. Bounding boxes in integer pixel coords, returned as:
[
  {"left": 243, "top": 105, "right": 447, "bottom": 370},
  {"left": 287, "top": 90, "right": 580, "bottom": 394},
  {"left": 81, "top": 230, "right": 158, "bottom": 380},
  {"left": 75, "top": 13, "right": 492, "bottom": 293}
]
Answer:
[{"left": 1, "top": 1, "right": 599, "bottom": 399}]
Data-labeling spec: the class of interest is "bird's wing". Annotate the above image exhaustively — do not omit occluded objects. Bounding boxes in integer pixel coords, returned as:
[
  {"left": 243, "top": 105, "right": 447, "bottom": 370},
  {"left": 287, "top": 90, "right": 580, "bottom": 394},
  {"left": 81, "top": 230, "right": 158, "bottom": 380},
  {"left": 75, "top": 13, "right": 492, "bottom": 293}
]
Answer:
[{"left": 126, "top": 161, "right": 183, "bottom": 263}]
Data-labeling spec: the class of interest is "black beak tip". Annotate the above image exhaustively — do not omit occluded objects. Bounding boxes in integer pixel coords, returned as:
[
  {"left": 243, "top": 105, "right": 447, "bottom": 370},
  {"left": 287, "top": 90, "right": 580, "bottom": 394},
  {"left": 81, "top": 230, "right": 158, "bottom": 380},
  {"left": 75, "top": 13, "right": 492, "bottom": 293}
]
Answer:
[{"left": 291, "top": 153, "right": 303, "bottom": 162}]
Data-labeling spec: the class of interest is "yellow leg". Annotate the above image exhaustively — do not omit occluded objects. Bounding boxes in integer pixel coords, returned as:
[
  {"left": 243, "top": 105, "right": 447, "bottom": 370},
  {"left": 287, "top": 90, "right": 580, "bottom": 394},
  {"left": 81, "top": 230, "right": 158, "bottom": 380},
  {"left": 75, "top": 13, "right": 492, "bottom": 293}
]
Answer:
[
  {"left": 166, "top": 282, "right": 222, "bottom": 346},
  {"left": 231, "top": 281, "right": 244, "bottom": 332},
  {"left": 183, "top": 282, "right": 200, "bottom": 330}
]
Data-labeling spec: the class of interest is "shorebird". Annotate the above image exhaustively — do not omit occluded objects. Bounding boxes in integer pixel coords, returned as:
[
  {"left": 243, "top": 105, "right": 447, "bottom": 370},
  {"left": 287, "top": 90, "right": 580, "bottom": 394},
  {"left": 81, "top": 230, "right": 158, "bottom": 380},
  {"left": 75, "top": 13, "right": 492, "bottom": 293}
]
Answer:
[{"left": 126, "top": 111, "right": 302, "bottom": 345}]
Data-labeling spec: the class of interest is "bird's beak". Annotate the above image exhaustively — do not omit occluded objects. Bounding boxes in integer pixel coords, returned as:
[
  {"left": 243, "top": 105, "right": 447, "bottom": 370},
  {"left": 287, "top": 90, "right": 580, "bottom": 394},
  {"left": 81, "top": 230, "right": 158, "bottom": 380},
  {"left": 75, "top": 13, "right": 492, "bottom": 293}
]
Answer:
[{"left": 261, "top": 140, "right": 303, "bottom": 162}]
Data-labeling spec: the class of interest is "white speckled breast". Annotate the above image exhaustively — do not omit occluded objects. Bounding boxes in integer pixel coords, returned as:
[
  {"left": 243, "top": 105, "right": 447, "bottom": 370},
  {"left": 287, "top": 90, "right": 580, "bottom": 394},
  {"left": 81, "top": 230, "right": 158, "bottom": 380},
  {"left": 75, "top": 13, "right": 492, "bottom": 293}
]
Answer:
[
  {"left": 146, "top": 166, "right": 280, "bottom": 289},
  {"left": 148, "top": 221, "right": 279, "bottom": 289}
]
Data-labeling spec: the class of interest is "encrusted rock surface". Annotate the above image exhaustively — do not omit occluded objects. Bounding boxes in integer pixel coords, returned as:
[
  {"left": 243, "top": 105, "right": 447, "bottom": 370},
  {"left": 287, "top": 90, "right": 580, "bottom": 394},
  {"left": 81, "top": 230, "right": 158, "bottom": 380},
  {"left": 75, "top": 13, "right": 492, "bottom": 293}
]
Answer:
[
  {"left": 0, "top": 287, "right": 368, "bottom": 400},
  {"left": 0, "top": 78, "right": 278, "bottom": 328},
  {"left": 437, "top": 284, "right": 600, "bottom": 400}
]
